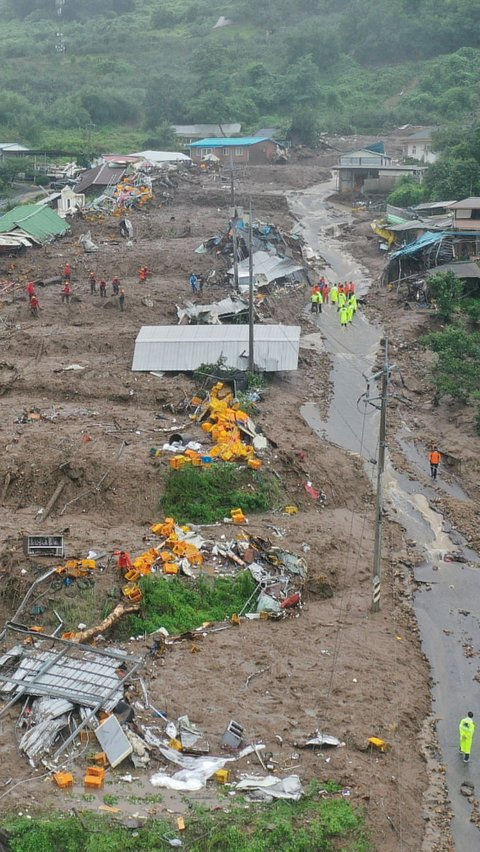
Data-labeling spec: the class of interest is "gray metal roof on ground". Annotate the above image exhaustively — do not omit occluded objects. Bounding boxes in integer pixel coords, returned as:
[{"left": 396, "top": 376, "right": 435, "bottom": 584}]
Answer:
[
  {"left": 0, "top": 632, "right": 142, "bottom": 711},
  {"left": 132, "top": 324, "right": 300, "bottom": 372},
  {"left": 227, "top": 251, "right": 306, "bottom": 289},
  {"left": 426, "top": 261, "right": 480, "bottom": 279}
]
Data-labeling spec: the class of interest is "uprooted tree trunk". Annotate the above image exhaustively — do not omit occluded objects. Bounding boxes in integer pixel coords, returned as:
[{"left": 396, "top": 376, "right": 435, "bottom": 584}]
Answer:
[{"left": 70, "top": 602, "right": 141, "bottom": 643}]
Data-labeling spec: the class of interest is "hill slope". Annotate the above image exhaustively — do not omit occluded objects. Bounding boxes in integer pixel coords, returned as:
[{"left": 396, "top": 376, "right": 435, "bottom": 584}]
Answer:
[{"left": 0, "top": 0, "right": 479, "bottom": 149}]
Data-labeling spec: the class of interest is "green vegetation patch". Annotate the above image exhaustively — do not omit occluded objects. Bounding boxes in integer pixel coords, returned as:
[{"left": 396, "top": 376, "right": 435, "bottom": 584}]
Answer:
[
  {"left": 161, "top": 464, "right": 281, "bottom": 524},
  {"left": 2, "top": 791, "right": 370, "bottom": 851},
  {"left": 130, "top": 570, "right": 258, "bottom": 635}
]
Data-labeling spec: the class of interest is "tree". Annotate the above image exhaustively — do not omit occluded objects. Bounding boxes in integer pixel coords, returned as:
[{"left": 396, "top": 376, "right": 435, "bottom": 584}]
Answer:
[
  {"left": 387, "top": 176, "right": 425, "bottom": 207},
  {"left": 427, "top": 271, "right": 464, "bottom": 322},
  {"left": 423, "top": 326, "right": 480, "bottom": 404},
  {"left": 143, "top": 123, "right": 179, "bottom": 151}
]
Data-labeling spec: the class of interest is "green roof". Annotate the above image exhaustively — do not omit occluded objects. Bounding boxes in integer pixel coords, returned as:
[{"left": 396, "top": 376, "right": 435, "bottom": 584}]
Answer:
[{"left": 0, "top": 203, "right": 69, "bottom": 241}]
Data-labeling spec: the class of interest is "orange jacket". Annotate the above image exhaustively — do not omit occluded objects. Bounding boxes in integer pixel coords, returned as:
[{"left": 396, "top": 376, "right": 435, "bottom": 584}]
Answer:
[{"left": 429, "top": 451, "right": 441, "bottom": 465}]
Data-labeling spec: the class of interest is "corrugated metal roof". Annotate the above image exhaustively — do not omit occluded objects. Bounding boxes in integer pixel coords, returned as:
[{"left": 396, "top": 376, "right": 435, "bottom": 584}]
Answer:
[
  {"left": 0, "top": 645, "right": 127, "bottom": 709},
  {"left": 426, "top": 261, "right": 480, "bottom": 279},
  {"left": 132, "top": 324, "right": 300, "bottom": 372},
  {"left": 449, "top": 197, "right": 480, "bottom": 209},
  {"left": 130, "top": 149, "right": 191, "bottom": 163},
  {"left": 0, "top": 204, "right": 69, "bottom": 241},
  {"left": 75, "top": 163, "right": 126, "bottom": 193},
  {"left": 227, "top": 251, "right": 306, "bottom": 288},
  {"left": 173, "top": 124, "right": 241, "bottom": 137},
  {"left": 189, "top": 137, "right": 270, "bottom": 148}
]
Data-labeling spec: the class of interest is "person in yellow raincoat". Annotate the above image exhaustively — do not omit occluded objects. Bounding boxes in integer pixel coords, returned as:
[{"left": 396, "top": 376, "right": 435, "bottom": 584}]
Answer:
[{"left": 459, "top": 712, "right": 475, "bottom": 762}]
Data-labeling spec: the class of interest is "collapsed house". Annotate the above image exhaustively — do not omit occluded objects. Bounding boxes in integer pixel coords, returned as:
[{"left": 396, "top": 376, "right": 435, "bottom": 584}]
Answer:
[
  {"left": 0, "top": 203, "right": 70, "bottom": 249},
  {"left": 382, "top": 229, "right": 480, "bottom": 285}
]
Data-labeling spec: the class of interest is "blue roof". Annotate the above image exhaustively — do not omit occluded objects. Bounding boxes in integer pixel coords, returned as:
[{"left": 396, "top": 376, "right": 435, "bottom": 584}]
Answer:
[
  {"left": 189, "top": 137, "right": 270, "bottom": 148},
  {"left": 391, "top": 230, "right": 480, "bottom": 259}
]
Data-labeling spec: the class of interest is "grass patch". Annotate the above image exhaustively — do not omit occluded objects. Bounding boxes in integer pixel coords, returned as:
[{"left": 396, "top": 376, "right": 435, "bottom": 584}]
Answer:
[
  {"left": 129, "top": 571, "right": 258, "bottom": 635},
  {"left": 1, "top": 791, "right": 371, "bottom": 850},
  {"left": 161, "top": 465, "right": 281, "bottom": 524}
]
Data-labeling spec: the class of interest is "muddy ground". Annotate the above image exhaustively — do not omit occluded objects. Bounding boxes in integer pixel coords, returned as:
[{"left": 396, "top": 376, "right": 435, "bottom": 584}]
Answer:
[{"left": 0, "top": 143, "right": 470, "bottom": 850}]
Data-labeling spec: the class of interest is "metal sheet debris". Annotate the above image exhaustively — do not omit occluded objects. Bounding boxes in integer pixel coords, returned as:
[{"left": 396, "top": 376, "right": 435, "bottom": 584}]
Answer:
[
  {"left": 96, "top": 714, "right": 133, "bottom": 768},
  {"left": 235, "top": 774, "right": 304, "bottom": 801}
]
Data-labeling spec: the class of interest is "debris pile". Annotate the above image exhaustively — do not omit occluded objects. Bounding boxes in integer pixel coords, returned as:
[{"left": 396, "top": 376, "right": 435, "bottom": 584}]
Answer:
[
  {"left": 0, "top": 626, "right": 143, "bottom": 767},
  {"left": 191, "top": 381, "right": 266, "bottom": 464}
]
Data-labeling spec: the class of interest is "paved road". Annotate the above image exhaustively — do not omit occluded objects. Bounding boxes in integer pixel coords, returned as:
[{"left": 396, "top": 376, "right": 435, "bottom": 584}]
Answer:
[{"left": 290, "top": 181, "right": 480, "bottom": 851}]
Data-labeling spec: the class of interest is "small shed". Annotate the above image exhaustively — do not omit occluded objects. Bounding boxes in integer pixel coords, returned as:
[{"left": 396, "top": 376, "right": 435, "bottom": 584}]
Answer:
[{"left": 132, "top": 324, "right": 300, "bottom": 372}]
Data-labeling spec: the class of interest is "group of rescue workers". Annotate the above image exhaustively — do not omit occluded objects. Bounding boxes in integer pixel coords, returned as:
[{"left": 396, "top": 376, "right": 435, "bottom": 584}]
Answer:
[
  {"left": 310, "top": 277, "right": 358, "bottom": 329},
  {"left": 25, "top": 262, "right": 153, "bottom": 316}
]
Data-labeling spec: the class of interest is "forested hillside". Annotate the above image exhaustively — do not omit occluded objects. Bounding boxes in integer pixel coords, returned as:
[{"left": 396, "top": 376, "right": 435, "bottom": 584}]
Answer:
[{"left": 1, "top": 0, "right": 479, "bottom": 150}]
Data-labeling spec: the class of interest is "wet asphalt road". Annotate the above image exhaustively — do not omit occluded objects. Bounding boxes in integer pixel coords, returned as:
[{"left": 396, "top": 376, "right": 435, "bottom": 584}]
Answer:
[{"left": 290, "top": 180, "right": 480, "bottom": 851}]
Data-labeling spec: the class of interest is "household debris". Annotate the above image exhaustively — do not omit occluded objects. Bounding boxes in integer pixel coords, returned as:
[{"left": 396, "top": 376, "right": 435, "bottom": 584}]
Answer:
[
  {"left": 234, "top": 774, "right": 304, "bottom": 801},
  {"left": 298, "top": 731, "right": 346, "bottom": 749},
  {"left": 176, "top": 295, "right": 250, "bottom": 325},
  {"left": 0, "top": 625, "right": 143, "bottom": 765}
]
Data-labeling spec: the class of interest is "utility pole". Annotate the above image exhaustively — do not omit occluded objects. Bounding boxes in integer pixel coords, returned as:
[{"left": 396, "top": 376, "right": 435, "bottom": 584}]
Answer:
[
  {"left": 248, "top": 200, "right": 254, "bottom": 372},
  {"left": 230, "top": 158, "right": 239, "bottom": 293},
  {"left": 363, "top": 339, "right": 395, "bottom": 613}
]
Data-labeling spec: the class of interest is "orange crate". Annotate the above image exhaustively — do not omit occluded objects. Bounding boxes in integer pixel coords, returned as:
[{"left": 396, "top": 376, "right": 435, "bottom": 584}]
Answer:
[
  {"left": 164, "top": 563, "right": 179, "bottom": 575},
  {"left": 84, "top": 774, "right": 104, "bottom": 790},
  {"left": 86, "top": 766, "right": 106, "bottom": 779},
  {"left": 53, "top": 771, "right": 74, "bottom": 789}
]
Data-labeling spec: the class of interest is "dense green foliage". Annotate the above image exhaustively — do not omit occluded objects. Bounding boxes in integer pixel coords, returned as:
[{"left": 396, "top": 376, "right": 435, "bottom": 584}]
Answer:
[
  {"left": 130, "top": 570, "right": 257, "bottom": 634},
  {"left": 428, "top": 271, "right": 465, "bottom": 322},
  {"left": 422, "top": 273, "right": 480, "bottom": 431},
  {"left": 161, "top": 464, "right": 280, "bottom": 524},
  {"left": 0, "top": 0, "right": 479, "bottom": 149},
  {"left": 2, "top": 792, "right": 370, "bottom": 850}
]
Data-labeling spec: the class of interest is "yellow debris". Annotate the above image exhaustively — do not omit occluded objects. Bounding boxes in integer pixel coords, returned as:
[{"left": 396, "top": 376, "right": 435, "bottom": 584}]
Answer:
[{"left": 368, "top": 737, "right": 389, "bottom": 752}]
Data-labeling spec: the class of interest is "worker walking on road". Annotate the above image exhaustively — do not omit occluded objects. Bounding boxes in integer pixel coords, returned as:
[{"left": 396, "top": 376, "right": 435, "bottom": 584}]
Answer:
[
  {"left": 311, "top": 287, "right": 319, "bottom": 313},
  {"left": 459, "top": 712, "right": 475, "bottom": 762},
  {"left": 338, "top": 289, "right": 347, "bottom": 309},
  {"left": 339, "top": 304, "right": 349, "bottom": 330},
  {"left": 429, "top": 446, "right": 441, "bottom": 480},
  {"left": 330, "top": 284, "right": 338, "bottom": 306}
]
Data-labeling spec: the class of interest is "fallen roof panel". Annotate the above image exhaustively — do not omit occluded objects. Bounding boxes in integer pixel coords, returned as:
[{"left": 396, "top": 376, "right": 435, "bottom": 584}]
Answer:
[{"left": 0, "top": 204, "right": 69, "bottom": 241}]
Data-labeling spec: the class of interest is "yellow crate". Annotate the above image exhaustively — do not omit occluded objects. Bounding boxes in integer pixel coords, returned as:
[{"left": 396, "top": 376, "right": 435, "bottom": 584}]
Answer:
[{"left": 215, "top": 769, "right": 231, "bottom": 784}]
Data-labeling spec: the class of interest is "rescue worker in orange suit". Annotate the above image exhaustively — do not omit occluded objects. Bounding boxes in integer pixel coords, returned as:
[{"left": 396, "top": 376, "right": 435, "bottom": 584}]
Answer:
[
  {"left": 64, "top": 262, "right": 71, "bottom": 281},
  {"left": 429, "top": 446, "right": 441, "bottom": 480},
  {"left": 30, "top": 294, "right": 40, "bottom": 317},
  {"left": 117, "top": 551, "right": 133, "bottom": 571},
  {"left": 26, "top": 281, "right": 36, "bottom": 302}
]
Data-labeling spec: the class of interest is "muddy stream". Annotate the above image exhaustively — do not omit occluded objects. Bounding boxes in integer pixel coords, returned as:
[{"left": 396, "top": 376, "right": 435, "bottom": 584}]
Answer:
[{"left": 289, "top": 178, "right": 480, "bottom": 851}]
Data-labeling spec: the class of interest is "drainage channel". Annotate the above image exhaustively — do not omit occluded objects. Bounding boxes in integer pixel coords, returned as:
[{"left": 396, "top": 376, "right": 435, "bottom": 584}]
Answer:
[{"left": 289, "top": 179, "right": 480, "bottom": 850}]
